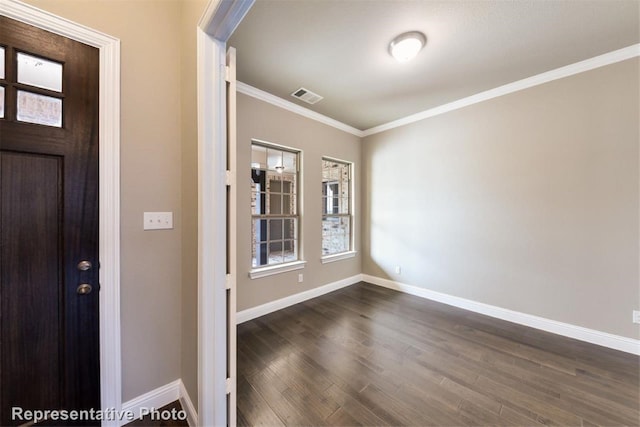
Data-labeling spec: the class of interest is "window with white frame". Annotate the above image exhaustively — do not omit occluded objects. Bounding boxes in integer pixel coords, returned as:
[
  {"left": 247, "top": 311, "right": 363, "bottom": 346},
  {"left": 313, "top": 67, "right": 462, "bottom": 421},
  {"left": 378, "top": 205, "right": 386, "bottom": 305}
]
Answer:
[
  {"left": 322, "top": 158, "right": 352, "bottom": 256},
  {"left": 251, "top": 142, "right": 299, "bottom": 268}
]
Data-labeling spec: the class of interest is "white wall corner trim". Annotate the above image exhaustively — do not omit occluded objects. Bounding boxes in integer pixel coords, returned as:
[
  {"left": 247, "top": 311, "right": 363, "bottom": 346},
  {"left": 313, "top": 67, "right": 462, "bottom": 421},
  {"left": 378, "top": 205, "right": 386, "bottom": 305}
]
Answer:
[
  {"left": 236, "top": 81, "right": 365, "bottom": 137},
  {"left": 362, "top": 43, "right": 640, "bottom": 137},
  {"left": 199, "top": 0, "right": 254, "bottom": 41},
  {"left": 237, "top": 274, "right": 363, "bottom": 324},
  {"left": 362, "top": 275, "right": 640, "bottom": 356},
  {"left": 1, "top": 1, "right": 122, "bottom": 425}
]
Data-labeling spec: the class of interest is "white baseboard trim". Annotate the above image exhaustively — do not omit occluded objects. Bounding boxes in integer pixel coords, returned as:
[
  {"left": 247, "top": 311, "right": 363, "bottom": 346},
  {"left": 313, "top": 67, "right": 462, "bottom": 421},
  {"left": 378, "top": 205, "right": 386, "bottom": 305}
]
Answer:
[
  {"left": 178, "top": 380, "right": 198, "bottom": 427},
  {"left": 120, "top": 379, "right": 198, "bottom": 426},
  {"left": 236, "top": 274, "right": 363, "bottom": 324},
  {"left": 121, "top": 380, "right": 180, "bottom": 425},
  {"left": 362, "top": 274, "right": 640, "bottom": 356}
]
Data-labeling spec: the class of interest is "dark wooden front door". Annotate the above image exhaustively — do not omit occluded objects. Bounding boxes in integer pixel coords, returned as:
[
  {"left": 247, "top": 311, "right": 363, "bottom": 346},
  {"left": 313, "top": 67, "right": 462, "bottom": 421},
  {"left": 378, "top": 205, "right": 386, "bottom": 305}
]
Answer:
[{"left": 0, "top": 17, "right": 100, "bottom": 426}]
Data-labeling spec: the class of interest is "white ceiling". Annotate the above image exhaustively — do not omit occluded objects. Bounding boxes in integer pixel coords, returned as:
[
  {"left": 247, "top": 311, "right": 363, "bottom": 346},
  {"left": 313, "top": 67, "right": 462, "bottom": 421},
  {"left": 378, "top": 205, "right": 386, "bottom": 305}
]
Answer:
[{"left": 229, "top": 0, "right": 639, "bottom": 131}]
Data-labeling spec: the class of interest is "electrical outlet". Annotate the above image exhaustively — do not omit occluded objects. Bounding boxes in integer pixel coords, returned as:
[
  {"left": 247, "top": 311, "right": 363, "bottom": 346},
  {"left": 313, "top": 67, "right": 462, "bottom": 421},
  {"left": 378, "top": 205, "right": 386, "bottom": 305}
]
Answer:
[
  {"left": 143, "top": 212, "right": 173, "bottom": 230},
  {"left": 298, "top": 274, "right": 304, "bottom": 283},
  {"left": 395, "top": 265, "right": 401, "bottom": 275},
  {"left": 633, "top": 310, "right": 640, "bottom": 324}
]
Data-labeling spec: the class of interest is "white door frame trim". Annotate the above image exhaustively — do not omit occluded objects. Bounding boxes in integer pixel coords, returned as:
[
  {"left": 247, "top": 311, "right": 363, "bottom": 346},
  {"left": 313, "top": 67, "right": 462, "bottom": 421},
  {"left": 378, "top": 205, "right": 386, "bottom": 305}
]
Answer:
[
  {"left": 197, "top": 1, "right": 253, "bottom": 425},
  {"left": 0, "top": 1, "right": 122, "bottom": 426}
]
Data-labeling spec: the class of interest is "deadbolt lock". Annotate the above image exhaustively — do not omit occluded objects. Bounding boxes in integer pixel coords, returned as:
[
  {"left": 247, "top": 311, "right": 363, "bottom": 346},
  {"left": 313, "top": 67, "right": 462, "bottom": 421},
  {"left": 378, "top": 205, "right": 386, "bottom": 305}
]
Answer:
[{"left": 77, "top": 284, "right": 93, "bottom": 295}]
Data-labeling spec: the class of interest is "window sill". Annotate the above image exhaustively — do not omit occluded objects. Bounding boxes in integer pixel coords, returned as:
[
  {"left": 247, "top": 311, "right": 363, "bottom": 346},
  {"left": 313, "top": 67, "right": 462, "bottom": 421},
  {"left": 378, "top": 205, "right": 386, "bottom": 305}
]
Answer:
[
  {"left": 249, "top": 260, "right": 306, "bottom": 279},
  {"left": 321, "top": 251, "right": 357, "bottom": 264}
]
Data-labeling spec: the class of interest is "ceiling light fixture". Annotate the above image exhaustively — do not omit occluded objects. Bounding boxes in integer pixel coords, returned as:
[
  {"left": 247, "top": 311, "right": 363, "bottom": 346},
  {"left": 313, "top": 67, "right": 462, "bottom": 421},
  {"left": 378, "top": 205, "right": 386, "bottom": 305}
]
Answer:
[
  {"left": 275, "top": 165, "right": 285, "bottom": 173},
  {"left": 389, "top": 31, "right": 426, "bottom": 63}
]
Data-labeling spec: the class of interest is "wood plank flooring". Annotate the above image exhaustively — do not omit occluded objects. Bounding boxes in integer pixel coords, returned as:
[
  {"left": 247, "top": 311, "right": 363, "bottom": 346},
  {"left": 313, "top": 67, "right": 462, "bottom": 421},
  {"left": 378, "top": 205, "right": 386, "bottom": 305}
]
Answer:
[
  {"left": 237, "top": 282, "right": 640, "bottom": 426},
  {"left": 124, "top": 401, "right": 188, "bottom": 427}
]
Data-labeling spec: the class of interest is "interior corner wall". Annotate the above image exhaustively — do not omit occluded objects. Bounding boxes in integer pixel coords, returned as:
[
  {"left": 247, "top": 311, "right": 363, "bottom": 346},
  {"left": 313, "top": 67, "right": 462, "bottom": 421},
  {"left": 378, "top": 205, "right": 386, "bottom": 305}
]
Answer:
[
  {"left": 236, "top": 93, "right": 362, "bottom": 311},
  {"left": 362, "top": 58, "right": 640, "bottom": 340},
  {"left": 23, "top": 0, "right": 185, "bottom": 401}
]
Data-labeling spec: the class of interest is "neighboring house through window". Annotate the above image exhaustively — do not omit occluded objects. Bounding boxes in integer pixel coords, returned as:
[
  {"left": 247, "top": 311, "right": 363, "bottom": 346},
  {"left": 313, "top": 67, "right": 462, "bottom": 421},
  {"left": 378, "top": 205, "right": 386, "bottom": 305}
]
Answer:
[
  {"left": 322, "top": 158, "right": 352, "bottom": 256},
  {"left": 251, "top": 142, "right": 299, "bottom": 268}
]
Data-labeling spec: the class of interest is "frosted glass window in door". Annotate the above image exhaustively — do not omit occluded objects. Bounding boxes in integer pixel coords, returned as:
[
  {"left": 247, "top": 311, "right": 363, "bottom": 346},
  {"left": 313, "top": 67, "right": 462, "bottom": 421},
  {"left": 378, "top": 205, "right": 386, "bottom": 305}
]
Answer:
[
  {"left": 17, "top": 90, "right": 62, "bottom": 127},
  {"left": 0, "top": 47, "right": 5, "bottom": 79},
  {"left": 0, "top": 86, "right": 4, "bottom": 119},
  {"left": 17, "top": 52, "right": 63, "bottom": 92}
]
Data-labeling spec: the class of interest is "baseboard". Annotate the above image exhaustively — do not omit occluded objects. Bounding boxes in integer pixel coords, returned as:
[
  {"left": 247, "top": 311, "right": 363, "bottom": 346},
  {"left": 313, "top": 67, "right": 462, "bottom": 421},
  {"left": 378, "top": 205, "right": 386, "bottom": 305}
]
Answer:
[
  {"left": 178, "top": 380, "right": 198, "bottom": 427},
  {"left": 362, "top": 274, "right": 640, "bottom": 356},
  {"left": 121, "top": 380, "right": 181, "bottom": 425},
  {"left": 120, "top": 379, "right": 198, "bottom": 426},
  {"left": 236, "top": 274, "right": 363, "bottom": 324}
]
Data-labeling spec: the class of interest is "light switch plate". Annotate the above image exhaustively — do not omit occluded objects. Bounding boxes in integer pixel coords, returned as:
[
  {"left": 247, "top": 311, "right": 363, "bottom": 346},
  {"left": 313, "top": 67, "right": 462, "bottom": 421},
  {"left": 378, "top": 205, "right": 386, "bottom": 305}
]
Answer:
[{"left": 144, "top": 212, "right": 173, "bottom": 230}]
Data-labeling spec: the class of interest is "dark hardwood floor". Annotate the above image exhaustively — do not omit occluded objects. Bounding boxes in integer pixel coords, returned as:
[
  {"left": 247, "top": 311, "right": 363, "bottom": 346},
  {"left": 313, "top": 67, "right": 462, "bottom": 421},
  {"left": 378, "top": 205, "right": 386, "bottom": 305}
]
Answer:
[
  {"left": 125, "top": 401, "right": 188, "bottom": 427},
  {"left": 237, "top": 281, "right": 640, "bottom": 426}
]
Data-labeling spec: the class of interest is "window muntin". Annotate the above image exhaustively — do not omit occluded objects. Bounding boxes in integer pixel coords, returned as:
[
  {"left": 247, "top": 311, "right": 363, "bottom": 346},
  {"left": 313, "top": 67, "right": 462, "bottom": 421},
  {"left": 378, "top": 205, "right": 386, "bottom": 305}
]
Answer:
[
  {"left": 251, "top": 142, "right": 300, "bottom": 268},
  {"left": 322, "top": 158, "right": 352, "bottom": 256}
]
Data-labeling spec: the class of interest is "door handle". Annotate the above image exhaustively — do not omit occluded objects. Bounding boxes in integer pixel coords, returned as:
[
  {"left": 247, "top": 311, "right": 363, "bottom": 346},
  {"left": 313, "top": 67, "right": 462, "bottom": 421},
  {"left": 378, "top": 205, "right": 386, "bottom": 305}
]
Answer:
[{"left": 77, "top": 260, "right": 92, "bottom": 271}]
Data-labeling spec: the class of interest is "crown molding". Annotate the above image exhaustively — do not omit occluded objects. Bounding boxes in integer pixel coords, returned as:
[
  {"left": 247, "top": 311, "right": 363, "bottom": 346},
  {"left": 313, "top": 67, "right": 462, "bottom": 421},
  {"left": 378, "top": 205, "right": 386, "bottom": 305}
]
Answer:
[
  {"left": 362, "top": 43, "right": 640, "bottom": 137},
  {"left": 236, "top": 81, "right": 364, "bottom": 137},
  {"left": 236, "top": 44, "right": 639, "bottom": 140}
]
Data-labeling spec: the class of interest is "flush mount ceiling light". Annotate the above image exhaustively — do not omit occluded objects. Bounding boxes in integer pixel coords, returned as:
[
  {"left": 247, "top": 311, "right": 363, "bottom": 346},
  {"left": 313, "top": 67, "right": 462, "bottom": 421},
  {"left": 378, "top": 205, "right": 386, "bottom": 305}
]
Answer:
[{"left": 389, "top": 31, "right": 426, "bottom": 63}]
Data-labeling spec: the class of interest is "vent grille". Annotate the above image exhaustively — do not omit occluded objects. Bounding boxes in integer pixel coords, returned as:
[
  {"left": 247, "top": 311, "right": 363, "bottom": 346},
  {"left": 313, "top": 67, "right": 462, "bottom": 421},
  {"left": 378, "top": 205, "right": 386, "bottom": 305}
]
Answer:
[{"left": 291, "top": 87, "right": 323, "bottom": 105}]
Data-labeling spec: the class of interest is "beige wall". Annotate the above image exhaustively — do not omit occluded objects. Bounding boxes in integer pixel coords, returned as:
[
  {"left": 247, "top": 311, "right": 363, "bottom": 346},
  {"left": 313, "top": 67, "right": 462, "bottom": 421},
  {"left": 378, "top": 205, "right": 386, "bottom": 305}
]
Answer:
[
  {"left": 179, "top": 0, "right": 207, "bottom": 410},
  {"left": 363, "top": 58, "right": 640, "bottom": 339},
  {"left": 24, "top": 0, "right": 205, "bottom": 403},
  {"left": 236, "top": 93, "right": 362, "bottom": 311}
]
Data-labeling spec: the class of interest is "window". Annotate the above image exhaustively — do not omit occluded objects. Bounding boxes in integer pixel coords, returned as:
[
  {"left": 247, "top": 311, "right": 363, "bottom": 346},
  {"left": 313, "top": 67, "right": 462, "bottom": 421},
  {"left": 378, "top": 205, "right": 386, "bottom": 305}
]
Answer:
[
  {"left": 322, "top": 158, "right": 352, "bottom": 257},
  {"left": 251, "top": 142, "right": 300, "bottom": 268},
  {"left": 0, "top": 48, "right": 63, "bottom": 127}
]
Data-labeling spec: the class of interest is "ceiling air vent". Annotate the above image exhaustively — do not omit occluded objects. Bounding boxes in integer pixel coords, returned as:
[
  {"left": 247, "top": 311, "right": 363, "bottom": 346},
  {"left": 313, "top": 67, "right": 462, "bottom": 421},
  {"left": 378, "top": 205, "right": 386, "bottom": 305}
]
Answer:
[{"left": 291, "top": 87, "right": 323, "bottom": 105}]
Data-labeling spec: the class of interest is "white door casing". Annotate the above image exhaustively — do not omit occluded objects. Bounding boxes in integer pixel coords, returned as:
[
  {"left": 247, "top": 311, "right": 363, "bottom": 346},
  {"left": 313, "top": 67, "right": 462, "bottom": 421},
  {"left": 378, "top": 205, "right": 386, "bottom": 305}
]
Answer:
[{"left": 197, "top": 1, "right": 253, "bottom": 425}]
